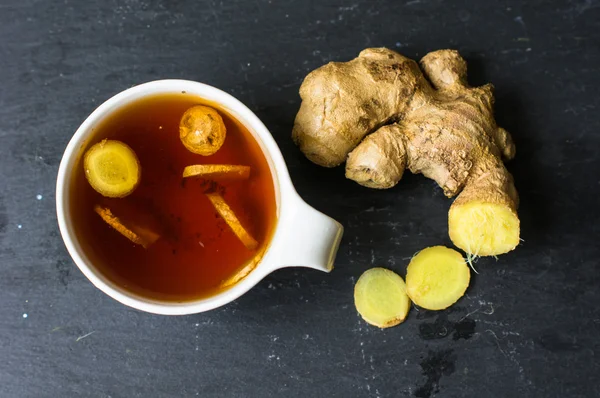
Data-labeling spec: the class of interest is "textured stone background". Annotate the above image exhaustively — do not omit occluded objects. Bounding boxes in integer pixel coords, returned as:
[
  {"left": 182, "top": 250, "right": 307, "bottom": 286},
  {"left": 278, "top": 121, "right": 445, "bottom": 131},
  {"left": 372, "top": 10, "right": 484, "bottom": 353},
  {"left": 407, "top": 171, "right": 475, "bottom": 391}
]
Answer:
[{"left": 0, "top": 0, "right": 598, "bottom": 397}]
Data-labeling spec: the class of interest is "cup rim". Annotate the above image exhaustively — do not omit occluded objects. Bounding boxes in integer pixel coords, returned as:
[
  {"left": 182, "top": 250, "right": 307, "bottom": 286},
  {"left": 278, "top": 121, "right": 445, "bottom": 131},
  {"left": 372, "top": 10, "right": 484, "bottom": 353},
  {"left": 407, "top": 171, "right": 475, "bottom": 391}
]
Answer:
[{"left": 56, "top": 79, "right": 294, "bottom": 315}]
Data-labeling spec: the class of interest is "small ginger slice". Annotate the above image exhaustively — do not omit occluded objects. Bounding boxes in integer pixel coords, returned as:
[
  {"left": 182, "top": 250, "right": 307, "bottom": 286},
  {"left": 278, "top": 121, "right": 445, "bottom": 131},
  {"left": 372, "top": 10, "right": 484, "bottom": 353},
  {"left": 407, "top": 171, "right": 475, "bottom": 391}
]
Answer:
[
  {"left": 180, "top": 105, "right": 226, "bottom": 155},
  {"left": 183, "top": 165, "right": 250, "bottom": 180},
  {"left": 94, "top": 205, "right": 160, "bottom": 248},
  {"left": 220, "top": 255, "right": 262, "bottom": 288},
  {"left": 205, "top": 192, "right": 258, "bottom": 250},
  {"left": 84, "top": 140, "right": 140, "bottom": 198},
  {"left": 354, "top": 268, "right": 411, "bottom": 328},
  {"left": 405, "top": 246, "right": 470, "bottom": 310}
]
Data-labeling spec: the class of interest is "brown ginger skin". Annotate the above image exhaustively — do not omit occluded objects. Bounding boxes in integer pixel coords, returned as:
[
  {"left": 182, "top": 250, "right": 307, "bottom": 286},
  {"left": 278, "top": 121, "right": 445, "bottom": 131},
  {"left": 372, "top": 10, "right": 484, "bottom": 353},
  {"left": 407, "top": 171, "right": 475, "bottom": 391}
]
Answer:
[{"left": 292, "top": 48, "right": 520, "bottom": 256}]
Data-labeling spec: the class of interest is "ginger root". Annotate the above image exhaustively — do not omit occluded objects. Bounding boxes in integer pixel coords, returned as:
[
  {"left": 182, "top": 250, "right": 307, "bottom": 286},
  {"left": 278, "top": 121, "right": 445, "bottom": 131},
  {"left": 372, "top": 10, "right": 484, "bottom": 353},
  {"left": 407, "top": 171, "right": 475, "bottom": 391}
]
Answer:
[
  {"left": 354, "top": 267, "right": 411, "bottom": 328},
  {"left": 180, "top": 105, "right": 226, "bottom": 155},
  {"left": 292, "top": 48, "right": 519, "bottom": 256},
  {"left": 84, "top": 140, "right": 140, "bottom": 198},
  {"left": 405, "top": 246, "right": 470, "bottom": 310}
]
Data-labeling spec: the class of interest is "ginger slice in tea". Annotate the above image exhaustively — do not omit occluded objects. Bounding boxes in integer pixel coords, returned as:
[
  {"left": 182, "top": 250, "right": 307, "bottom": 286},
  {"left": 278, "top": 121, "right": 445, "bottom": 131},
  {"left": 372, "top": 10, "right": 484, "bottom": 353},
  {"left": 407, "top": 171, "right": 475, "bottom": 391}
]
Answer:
[
  {"left": 205, "top": 192, "right": 258, "bottom": 250},
  {"left": 220, "top": 255, "right": 262, "bottom": 288},
  {"left": 179, "top": 105, "right": 227, "bottom": 156},
  {"left": 84, "top": 139, "right": 141, "bottom": 198},
  {"left": 182, "top": 165, "right": 250, "bottom": 180},
  {"left": 94, "top": 205, "right": 160, "bottom": 248}
]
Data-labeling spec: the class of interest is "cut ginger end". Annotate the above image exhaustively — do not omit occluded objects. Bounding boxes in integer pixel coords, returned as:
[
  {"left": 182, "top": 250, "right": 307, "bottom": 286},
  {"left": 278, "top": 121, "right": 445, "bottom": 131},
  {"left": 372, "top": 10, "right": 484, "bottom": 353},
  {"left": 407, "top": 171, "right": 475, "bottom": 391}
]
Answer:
[
  {"left": 354, "top": 268, "right": 411, "bottom": 328},
  {"left": 449, "top": 201, "right": 520, "bottom": 256},
  {"left": 405, "top": 246, "right": 470, "bottom": 311},
  {"left": 205, "top": 192, "right": 258, "bottom": 251},
  {"left": 94, "top": 205, "right": 160, "bottom": 249},
  {"left": 84, "top": 140, "right": 140, "bottom": 198},
  {"left": 182, "top": 164, "right": 250, "bottom": 180}
]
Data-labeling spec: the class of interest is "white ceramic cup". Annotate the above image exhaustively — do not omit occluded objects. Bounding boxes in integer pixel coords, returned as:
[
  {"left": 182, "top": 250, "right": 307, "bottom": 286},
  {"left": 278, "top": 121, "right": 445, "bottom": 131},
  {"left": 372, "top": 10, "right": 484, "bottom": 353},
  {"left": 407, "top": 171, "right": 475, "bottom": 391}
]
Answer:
[{"left": 56, "top": 79, "right": 343, "bottom": 315}]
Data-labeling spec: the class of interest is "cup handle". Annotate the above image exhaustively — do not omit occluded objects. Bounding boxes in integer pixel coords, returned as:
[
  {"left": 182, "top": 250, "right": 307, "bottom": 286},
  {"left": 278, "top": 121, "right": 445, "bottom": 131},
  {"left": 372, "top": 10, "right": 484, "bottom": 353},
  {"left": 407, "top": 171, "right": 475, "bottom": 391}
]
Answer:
[{"left": 268, "top": 194, "right": 343, "bottom": 272}]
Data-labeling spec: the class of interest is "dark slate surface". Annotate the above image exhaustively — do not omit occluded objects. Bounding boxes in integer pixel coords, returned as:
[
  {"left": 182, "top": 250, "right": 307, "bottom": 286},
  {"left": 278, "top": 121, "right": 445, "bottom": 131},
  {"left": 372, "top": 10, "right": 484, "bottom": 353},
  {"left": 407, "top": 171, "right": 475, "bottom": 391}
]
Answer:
[{"left": 1, "top": 0, "right": 599, "bottom": 397}]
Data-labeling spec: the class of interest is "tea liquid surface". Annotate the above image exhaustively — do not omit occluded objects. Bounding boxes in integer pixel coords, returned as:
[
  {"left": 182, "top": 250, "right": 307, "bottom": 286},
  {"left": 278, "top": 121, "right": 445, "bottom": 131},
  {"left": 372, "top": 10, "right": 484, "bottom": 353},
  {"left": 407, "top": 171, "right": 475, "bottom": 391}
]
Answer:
[{"left": 70, "top": 94, "right": 277, "bottom": 301}]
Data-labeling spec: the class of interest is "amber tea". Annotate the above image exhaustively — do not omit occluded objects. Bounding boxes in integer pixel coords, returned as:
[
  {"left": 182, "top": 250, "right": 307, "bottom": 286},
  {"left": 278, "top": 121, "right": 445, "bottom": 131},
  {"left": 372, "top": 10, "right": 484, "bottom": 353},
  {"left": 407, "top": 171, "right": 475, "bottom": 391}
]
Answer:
[{"left": 70, "top": 94, "right": 277, "bottom": 301}]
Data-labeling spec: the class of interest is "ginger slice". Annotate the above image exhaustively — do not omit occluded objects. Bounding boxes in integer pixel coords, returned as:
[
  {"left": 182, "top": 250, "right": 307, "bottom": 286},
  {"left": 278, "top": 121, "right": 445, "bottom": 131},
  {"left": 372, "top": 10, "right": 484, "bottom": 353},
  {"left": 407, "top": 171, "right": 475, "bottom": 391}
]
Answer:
[
  {"left": 354, "top": 268, "right": 411, "bottom": 328},
  {"left": 205, "top": 192, "right": 258, "bottom": 250},
  {"left": 84, "top": 140, "right": 140, "bottom": 198},
  {"left": 94, "top": 205, "right": 160, "bottom": 248},
  {"left": 182, "top": 165, "right": 250, "bottom": 180},
  {"left": 405, "top": 246, "right": 470, "bottom": 310},
  {"left": 220, "top": 256, "right": 262, "bottom": 288},
  {"left": 180, "top": 105, "right": 227, "bottom": 156}
]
